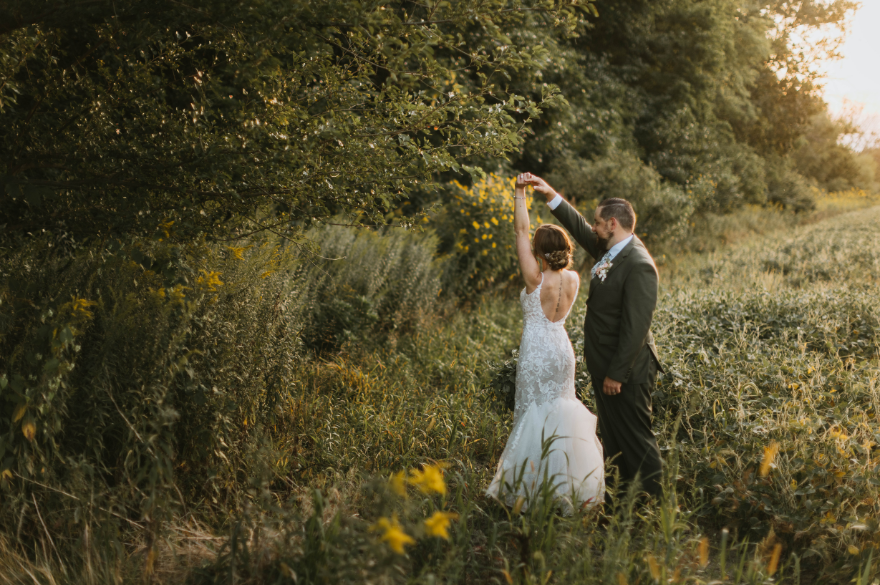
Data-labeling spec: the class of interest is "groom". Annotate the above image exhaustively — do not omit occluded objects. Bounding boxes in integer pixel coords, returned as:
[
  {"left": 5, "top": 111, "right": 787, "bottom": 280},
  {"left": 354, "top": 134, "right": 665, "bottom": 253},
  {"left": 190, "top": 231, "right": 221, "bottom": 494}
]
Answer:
[{"left": 523, "top": 173, "right": 664, "bottom": 497}]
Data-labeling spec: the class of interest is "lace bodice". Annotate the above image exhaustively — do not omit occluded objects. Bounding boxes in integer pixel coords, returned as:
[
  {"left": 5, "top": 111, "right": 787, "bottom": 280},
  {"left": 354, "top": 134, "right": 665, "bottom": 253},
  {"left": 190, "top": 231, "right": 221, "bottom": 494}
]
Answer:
[{"left": 513, "top": 273, "right": 579, "bottom": 424}]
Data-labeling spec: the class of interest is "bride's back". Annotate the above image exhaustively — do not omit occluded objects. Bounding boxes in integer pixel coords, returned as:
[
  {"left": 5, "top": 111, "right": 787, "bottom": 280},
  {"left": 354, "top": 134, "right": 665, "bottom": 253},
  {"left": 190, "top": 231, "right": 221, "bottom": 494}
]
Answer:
[{"left": 538, "top": 269, "right": 579, "bottom": 323}]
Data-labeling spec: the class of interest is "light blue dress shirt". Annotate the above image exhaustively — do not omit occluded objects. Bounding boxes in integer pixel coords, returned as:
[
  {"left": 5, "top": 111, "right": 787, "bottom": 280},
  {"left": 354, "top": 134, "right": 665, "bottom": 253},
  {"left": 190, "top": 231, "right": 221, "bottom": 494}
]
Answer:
[{"left": 547, "top": 194, "right": 633, "bottom": 262}]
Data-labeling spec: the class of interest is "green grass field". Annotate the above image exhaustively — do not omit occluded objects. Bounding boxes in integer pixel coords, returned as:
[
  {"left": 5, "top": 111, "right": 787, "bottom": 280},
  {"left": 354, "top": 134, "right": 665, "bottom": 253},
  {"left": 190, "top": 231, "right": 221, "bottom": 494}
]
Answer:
[{"left": 2, "top": 202, "right": 879, "bottom": 584}]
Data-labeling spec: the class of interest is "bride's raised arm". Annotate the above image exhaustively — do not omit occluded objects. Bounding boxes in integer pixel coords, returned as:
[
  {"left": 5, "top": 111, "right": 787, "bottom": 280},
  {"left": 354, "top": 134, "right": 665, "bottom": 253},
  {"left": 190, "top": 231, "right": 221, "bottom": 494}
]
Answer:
[{"left": 514, "top": 173, "right": 542, "bottom": 293}]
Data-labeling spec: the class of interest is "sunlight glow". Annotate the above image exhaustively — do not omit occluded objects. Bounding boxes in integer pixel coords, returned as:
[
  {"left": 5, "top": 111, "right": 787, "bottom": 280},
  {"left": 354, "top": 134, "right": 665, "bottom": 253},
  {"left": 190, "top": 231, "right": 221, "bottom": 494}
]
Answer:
[{"left": 819, "top": 0, "right": 880, "bottom": 143}]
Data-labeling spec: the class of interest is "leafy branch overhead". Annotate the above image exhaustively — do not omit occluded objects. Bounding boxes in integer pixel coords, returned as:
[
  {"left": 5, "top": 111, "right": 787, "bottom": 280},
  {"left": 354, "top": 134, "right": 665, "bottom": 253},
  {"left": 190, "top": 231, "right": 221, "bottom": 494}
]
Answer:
[{"left": 0, "top": 0, "right": 596, "bottom": 245}]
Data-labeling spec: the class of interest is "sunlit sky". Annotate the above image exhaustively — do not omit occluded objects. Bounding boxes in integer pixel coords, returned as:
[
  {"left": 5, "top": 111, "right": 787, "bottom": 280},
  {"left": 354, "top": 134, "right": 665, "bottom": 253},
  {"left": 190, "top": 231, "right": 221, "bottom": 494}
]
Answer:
[{"left": 819, "top": 0, "right": 880, "bottom": 143}]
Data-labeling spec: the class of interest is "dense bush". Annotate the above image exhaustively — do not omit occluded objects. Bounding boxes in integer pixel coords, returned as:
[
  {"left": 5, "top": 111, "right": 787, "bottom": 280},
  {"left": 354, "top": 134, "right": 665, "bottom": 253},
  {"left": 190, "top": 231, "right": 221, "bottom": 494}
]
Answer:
[
  {"left": 0, "top": 221, "right": 452, "bottom": 578},
  {"left": 430, "top": 175, "right": 522, "bottom": 295},
  {"left": 298, "top": 225, "right": 444, "bottom": 352},
  {"left": 545, "top": 149, "right": 695, "bottom": 246}
]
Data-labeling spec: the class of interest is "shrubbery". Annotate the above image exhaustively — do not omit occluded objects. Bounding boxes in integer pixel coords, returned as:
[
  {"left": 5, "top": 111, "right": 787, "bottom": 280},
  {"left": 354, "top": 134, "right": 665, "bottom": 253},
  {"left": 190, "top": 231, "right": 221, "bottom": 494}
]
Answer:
[{"left": 1, "top": 194, "right": 879, "bottom": 583}]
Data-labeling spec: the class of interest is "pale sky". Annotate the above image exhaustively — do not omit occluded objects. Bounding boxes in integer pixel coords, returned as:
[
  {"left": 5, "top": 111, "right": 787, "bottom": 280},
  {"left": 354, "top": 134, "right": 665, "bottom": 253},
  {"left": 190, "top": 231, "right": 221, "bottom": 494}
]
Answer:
[{"left": 819, "top": 0, "right": 880, "bottom": 144}]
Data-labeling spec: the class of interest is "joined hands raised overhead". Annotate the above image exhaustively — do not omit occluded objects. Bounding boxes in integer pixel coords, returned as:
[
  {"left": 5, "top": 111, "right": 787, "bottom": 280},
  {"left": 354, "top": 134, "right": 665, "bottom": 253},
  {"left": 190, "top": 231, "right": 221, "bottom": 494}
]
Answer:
[{"left": 515, "top": 172, "right": 558, "bottom": 201}]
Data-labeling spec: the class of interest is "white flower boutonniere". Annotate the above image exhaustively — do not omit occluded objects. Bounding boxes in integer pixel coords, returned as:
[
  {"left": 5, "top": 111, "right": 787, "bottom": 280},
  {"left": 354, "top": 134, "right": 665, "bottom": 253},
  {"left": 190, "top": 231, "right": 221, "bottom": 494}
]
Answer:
[{"left": 595, "top": 260, "right": 612, "bottom": 282}]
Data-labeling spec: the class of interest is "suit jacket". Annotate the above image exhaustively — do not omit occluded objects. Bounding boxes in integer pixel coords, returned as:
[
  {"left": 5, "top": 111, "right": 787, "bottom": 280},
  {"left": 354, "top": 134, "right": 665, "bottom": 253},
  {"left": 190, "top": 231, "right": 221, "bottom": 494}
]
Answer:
[{"left": 550, "top": 198, "right": 663, "bottom": 384}]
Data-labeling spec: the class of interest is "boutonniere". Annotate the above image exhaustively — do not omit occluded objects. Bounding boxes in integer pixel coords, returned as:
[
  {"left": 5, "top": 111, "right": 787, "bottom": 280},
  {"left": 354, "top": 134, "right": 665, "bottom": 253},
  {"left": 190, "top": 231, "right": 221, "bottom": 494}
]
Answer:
[{"left": 595, "top": 260, "right": 612, "bottom": 282}]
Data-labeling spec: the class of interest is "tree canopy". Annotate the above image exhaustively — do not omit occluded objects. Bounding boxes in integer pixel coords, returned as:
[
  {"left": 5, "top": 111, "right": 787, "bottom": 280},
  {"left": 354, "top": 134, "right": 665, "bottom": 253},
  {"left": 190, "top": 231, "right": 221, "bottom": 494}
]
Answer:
[
  {"left": 0, "top": 0, "right": 596, "bottom": 247},
  {"left": 0, "top": 0, "right": 870, "bottom": 251}
]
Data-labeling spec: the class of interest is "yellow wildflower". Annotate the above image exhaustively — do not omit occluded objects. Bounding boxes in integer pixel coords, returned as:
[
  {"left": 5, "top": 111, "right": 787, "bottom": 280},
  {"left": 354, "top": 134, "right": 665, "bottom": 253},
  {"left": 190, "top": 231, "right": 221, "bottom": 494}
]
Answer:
[
  {"left": 482, "top": 234, "right": 487, "bottom": 240},
  {"left": 70, "top": 297, "right": 98, "bottom": 319},
  {"left": 196, "top": 270, "right": 224, "bottom": 292},
  {"left": 759, "top": 441, "right": 779, "bottom": 477},
  {"left": 483, "top": 221, "right": 490, "bottom": 229},
  {"left": 491, "top": 217, "right": 499, "bottom": 226},
  {"left": 699, "top": 536, "right": 709, "bottom": 567},
  {"left": 0, "top": 469, "right": 12, "bottom": 481},
  {"left": 168, "top": 284, "right": 188, "bottom": 305},
  {"left": 159, "top": 220, "right": 174, "bottom": 238},
  {"left": 371, "top": 514, "right": 414, "bottom": 554},
  {"left": 226, "top": 246, "right": 246, "bottom": 261},
  {"left": 492, "top": 243, "right": 496, "bottom": 248},
  {"left": 389, "top": 471, "right": 407, "bottom": 497},
  {"left": 22, "top": 419, "right": 36, "bottom": 442},
  {"left": 472, "top": 221, "right": 480, "bottom": 229},
  {"left": 408, "top": 464, "right": 446, "bottom": 495},
  {"left": 424, "top": 511, "right": 459, "bottom": 539},
  {"left": 767, "top": 543, "right": 782, "bottom": 575}
]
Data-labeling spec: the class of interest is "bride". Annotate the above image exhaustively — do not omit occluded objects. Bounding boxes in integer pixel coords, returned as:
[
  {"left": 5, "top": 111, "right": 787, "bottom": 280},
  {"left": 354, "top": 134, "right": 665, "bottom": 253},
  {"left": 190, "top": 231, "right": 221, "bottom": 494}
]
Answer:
[{"left": 486, "top": 173, "right": 605, "bottom": 512}]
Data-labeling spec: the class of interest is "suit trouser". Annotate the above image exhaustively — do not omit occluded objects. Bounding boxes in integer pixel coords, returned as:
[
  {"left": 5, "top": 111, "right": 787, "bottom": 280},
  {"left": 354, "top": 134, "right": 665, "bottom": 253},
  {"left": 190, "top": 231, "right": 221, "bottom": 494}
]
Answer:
[{"left": 591, "top": 360, "right": 663, "bottom": 497}]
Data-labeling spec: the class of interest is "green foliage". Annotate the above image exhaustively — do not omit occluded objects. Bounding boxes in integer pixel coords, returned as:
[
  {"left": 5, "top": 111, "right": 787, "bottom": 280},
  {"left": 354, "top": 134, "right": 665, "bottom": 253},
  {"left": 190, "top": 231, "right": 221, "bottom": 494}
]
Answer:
[
  {"left": 0, "top": 0, "right": 594, "bottom": 246},
  {"left": 545, "top": 149, "right": 695, "bottom": 244},
  {"left": 493, "top": 0, "right": 863, "bottom": 217},
  {"left": 794, "top": 112, "right": 878, "bottom": 193},
  {"left": 2, "top": 201, "right": 880, "bottom": 583},
  {"left": 298, "top": 224, "right": 444, "bottom": 352},
  {"left": 486, "top": 353, "right": 518, "bottom": 414}
]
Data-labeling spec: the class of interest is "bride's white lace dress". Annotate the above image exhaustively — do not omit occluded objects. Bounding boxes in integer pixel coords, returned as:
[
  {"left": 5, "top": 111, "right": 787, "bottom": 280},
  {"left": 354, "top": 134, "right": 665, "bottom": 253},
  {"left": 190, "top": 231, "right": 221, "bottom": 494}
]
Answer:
[{"left": 486, "top": 273, "right": 605, "bottom": 511}]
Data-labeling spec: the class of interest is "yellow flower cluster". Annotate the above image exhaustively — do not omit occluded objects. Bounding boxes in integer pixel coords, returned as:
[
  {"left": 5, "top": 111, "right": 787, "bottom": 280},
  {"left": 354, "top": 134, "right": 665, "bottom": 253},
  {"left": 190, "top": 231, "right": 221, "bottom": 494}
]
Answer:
[
  {"left": 389, "top": 463, "right": 448, "bottom": 497},
  {"left": 371, "top": 514, "right": 415, "bottom": 554},
  {"left": 430, "top": 174, "right": 544, "bottom": 288},
  {"left": 225, "top": 246, "right": 246, "bottom": 261},
  {"left": 70, "top": 297, "right": 98, "bottom": 319},
  {"left": 759, "top": 441, "right": 779, "bottom": 477},
  {"left": 372, "top": 463, "right": 459, "bottom": 554},
  {"left": 445, "top": 174, "right": 524, "bottom": 257},
  {"left": 424, "top": 511, "right": 459, "bottom": 539},
  {"left": 196, "top": 270, "right": 224, "bottom": 292}
]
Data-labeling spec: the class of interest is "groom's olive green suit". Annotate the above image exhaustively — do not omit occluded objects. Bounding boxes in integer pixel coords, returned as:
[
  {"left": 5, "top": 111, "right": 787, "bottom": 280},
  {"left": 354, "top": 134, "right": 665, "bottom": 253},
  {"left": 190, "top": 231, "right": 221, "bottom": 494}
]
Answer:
[{"left": 550, "top": 198, "right": 664, "bottom": 496}]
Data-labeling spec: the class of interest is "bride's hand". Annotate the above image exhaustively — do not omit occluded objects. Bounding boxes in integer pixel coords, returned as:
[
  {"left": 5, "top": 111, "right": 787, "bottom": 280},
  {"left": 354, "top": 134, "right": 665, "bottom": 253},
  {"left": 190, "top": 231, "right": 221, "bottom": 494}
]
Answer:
[
  {"left": 516, "top": 173, "right": 556, "bottom": 197},
  {"left": 515, "top": 173, "right": 531, "bottom": 190}
]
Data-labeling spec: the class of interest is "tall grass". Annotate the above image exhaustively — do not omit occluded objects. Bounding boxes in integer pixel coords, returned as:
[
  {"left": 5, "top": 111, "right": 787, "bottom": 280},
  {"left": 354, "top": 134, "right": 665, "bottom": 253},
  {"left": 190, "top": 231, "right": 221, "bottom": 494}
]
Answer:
[{"left": 1, "top": 199, "right": 879, "bottom": 583}]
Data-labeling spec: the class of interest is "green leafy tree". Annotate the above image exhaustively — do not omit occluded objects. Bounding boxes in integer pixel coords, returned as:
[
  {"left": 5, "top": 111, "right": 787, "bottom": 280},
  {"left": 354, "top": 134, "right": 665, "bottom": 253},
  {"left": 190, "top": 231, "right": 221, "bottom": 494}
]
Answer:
[
  {"left": 0, "top": 0, "right": 594, "bottom": 247},
  {"left": 480, "top": 0, "right": 859, "bottom": 217}
]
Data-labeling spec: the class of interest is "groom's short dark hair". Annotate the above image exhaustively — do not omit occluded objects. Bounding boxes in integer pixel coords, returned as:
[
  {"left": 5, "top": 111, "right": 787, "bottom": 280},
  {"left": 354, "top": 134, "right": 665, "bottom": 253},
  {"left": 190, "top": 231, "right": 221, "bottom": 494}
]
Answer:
[{"left": 597, "top": 198, "right": 636, "bottom": 230}]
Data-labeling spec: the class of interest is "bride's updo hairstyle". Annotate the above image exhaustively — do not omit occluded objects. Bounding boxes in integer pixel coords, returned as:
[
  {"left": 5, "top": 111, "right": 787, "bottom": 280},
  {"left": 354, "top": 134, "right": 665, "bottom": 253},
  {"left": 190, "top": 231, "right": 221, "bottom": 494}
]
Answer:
[{"left": 533, "top": 224, "right": 574, "bottom": 270}]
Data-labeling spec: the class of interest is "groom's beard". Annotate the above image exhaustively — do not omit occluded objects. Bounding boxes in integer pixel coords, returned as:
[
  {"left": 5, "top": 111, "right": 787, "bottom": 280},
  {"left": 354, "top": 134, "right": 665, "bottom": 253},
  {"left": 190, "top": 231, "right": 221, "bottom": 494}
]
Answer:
[{"left": 596, "top": 235, "right": 611, "bottom": 252}]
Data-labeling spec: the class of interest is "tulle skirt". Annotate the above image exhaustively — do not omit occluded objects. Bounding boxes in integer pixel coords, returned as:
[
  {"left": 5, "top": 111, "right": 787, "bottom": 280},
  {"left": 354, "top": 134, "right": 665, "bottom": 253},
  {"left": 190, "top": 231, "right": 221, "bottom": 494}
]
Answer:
[{"left": 486, "top": 396, "right": 605, "bottom": 513}]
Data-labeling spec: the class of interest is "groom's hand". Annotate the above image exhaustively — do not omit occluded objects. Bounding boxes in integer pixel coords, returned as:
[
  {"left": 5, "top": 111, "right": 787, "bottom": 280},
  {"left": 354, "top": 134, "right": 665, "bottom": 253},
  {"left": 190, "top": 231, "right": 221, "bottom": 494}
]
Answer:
[
  {"left": 602, "top": 377, "right": 622, "bottom": 396},
  {"left": 520, "top": 173, "right": 558, "bottom": 202}
]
